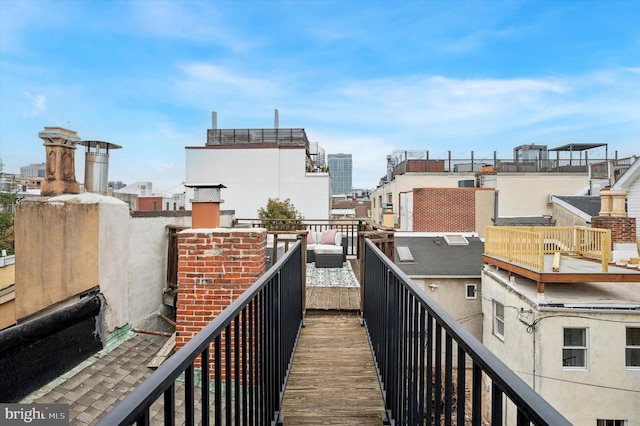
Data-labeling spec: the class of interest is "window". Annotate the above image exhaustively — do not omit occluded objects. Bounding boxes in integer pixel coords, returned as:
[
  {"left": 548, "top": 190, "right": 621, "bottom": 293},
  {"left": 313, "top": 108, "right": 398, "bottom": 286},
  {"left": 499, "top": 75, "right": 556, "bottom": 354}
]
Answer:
[
  {"left": 597, "top": 420, "right": 627, "bottom": 426},
  {"left": 626, "top": 327, "right": 640, "bottom": 369},
  {"left": 493, "top": 301, "right": 504, "bottom": 339},
  {"left": 563, "top": 328, "right": 588, "bottom": 369},
  {"left": 166, "top": 202, "right": 169, "bottom": 210},
  {"left": 153, "top": 201, "right": 157, "bottom": 211},
  {"left": 465, "top": 284, "right": 477, "bottom": 299}
]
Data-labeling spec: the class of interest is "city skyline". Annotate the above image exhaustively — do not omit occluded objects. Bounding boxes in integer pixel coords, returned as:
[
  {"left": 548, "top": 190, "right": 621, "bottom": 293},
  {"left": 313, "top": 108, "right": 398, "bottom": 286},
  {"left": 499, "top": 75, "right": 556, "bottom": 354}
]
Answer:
[{"left": 1, "top": 0, "right": 638, "bottom": 191}]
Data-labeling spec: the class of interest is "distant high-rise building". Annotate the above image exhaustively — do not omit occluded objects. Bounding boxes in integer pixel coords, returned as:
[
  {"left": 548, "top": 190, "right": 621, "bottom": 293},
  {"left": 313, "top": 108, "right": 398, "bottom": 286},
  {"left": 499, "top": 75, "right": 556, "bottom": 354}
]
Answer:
[
  {"left": 20, "top": 163, "right": 46, "bottom": 178},
  {"left": 328, "top": 153, "right": 352, "bottom": 195}
]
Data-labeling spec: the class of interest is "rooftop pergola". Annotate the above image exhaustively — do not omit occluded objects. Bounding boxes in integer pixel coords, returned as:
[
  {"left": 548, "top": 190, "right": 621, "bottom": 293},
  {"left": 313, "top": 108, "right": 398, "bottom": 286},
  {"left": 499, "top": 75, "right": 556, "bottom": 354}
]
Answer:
[{"left": 548, "top": 142, "right": 608, "bottom": 164}]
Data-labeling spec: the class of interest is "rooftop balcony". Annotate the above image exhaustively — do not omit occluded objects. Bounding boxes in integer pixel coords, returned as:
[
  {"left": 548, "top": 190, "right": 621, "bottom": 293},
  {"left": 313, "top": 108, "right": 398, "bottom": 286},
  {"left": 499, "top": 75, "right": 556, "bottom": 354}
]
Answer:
[
  {"left": 96, "top": 236, "right": 570, "bottom": 426},
  {"left": 206, "top": 128, "right": 310, "bottom": 148},
  {"left": 386, "top": 148, "right": 637, "bottom": 180}
]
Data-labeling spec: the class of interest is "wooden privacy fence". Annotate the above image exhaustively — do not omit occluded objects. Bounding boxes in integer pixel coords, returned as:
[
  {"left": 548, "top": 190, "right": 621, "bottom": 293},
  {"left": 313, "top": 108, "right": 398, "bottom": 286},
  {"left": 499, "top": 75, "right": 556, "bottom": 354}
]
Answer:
[{"left": 485, "top": 226, "right": 611, "bottom": 272}]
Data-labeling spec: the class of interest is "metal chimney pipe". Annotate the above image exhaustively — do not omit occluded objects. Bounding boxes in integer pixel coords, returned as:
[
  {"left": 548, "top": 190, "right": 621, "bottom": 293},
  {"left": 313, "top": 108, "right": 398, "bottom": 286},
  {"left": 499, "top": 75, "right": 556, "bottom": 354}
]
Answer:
[
  {"left": 79, "top": 140, "right": 122, "bottom": 195},
  {"left": 274, "top": 108, "right": 279, "bottom": 129},
  {"left": 212, "top": 111, "right": 217, "bottom": 130}
]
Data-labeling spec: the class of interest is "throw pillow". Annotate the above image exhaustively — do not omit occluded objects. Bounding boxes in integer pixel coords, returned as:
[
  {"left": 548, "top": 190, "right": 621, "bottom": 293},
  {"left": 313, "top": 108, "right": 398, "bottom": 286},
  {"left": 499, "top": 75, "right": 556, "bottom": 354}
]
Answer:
[{"left": 320, "top": 229, "right": 338, "bottom": 245}]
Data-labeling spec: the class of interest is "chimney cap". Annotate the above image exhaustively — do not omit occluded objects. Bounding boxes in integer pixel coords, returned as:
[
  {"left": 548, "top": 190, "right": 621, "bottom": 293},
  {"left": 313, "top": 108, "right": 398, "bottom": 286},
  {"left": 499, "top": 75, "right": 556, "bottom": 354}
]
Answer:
[
  {"left": 79, "top": 140, "right": 123, "bottom": 150},
  {"left": 184, "top": 183, "right": 227, "bottom": 189}
]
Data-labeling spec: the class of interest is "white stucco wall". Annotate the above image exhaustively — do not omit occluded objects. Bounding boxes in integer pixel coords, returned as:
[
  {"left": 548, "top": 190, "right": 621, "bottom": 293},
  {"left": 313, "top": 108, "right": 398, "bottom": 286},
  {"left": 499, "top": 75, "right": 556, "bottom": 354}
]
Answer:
[
  {"left": 126, "top": 215, "right": 192, "bottom": 330},
  {"left": 186, "top": 146, "right": 331, "bottom": 219},
  {"left": 481, "top": 271, "right": 640, "bottom": 425},
  {"left": 98, "top": 202, "right": 193, "bottom": 331},
  {"left": 412, "top": 278, "right": 483, "bottom": 341}
]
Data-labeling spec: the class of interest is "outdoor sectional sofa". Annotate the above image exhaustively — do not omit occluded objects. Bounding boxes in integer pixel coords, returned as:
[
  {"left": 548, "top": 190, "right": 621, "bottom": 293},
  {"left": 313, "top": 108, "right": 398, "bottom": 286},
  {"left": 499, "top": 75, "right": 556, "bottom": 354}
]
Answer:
[{"left": 306, "top": 229, "right": 347, "bottom": 268}]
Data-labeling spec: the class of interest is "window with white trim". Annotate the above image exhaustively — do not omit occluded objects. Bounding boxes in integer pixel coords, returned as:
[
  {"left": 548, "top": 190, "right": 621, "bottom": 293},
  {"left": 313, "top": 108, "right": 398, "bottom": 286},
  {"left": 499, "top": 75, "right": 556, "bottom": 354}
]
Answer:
[
  {"left": 597, "top": 420, "right": 627, "bottom": 426},
  {"left": 562, "top": 328, "right": 588, "bottom": 369},
  {"left": 493, "top": 301, "right": 504, "bottom": 340},
  {"left": 465, "top": 283, "right": 477, "bottom": 299},
  {"left": 626, "top": 327, "right": 640, "bottom": 369}
]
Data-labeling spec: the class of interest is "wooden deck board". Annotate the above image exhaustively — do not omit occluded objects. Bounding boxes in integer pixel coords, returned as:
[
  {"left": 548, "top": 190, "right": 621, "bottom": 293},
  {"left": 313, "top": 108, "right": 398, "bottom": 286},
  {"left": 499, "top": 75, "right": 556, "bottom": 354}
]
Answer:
[
  {"left": 281, "top": 312, "right": 384, "bottom": 425},
  {"left": 305, "top": 287, "right": 360, "bottom": 311}
]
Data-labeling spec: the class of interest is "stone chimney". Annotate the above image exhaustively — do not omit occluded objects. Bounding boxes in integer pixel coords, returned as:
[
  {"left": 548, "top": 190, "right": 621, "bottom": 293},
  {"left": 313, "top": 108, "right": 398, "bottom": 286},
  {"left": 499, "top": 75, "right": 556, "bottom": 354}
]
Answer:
[{"left": 38, "top": 127, "right": 81, "bottom": 196}]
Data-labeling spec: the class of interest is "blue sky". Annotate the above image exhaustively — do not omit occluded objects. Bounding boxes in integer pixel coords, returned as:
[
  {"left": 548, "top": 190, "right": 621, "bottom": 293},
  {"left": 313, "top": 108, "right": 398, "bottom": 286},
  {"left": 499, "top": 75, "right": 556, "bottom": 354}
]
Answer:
[{"left": 1, "top": 0, "right": 638, "bottom": 192}]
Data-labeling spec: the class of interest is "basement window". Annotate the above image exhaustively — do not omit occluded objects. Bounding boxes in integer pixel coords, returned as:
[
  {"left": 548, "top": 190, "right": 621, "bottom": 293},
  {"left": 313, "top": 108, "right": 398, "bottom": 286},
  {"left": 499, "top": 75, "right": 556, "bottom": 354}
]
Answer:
[
  {"left": 597, "top": 420, "right": 627, "bottom": 426},
  {"left": 465, "top": 283, "right": 477, "bottom": 299},
  {"left": 396, "top": 246, "right": 414, "bottom": 263}
]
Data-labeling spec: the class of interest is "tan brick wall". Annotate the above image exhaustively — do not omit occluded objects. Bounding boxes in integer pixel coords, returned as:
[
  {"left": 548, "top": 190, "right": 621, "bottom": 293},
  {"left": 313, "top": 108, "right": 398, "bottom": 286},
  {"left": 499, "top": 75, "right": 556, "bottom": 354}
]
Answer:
[{"left": 175, "top": 229, "right": 267, "bottom": 377}]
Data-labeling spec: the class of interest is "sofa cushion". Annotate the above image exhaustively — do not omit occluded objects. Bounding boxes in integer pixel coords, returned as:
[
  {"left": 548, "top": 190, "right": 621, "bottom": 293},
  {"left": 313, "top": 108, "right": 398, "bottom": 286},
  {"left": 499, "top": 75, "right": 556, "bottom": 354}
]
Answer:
[
  {"left": 320, "top": 229, "right": 338, "bottom": 245},
  {"left": 314, "top": 244, "right": 343, "bottom": 255}
]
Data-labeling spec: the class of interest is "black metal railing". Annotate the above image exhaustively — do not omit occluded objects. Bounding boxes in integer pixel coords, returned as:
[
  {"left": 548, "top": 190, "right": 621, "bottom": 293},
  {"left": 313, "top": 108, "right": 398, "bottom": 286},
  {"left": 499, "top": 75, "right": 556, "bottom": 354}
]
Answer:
[
  {"left": 98, "top": 240, "right": 305, "bottom": 426},
  {"left": 235, "top": 218, "right": 368, "bottom": 258},
  {"left": 207, "top": 128, "right": 309, "bottom": 147},
  {"left": 361, "top": 237, "right": 571, "bottom": 426}
]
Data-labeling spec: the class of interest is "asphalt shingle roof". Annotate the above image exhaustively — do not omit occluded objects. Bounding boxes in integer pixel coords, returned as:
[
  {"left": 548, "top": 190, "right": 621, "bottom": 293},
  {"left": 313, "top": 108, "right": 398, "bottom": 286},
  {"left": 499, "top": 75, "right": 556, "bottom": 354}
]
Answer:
[
  {"left": 555, "top": 196, "right": 601, "bottom": 218},
  {"left": 394, "top": 236, "right": 485, "bottom": 277}
]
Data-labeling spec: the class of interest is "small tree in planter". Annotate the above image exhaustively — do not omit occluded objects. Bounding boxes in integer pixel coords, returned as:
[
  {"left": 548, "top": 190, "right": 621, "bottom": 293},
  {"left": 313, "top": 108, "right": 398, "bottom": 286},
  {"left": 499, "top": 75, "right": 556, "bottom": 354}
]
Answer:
[{"left": 257, "top": 198, "right": 303, "bottom": 231}]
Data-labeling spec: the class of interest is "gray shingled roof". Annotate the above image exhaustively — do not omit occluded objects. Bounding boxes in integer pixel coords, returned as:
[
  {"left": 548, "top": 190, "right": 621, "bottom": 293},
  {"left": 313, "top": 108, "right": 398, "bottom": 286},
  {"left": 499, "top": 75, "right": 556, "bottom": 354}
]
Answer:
[
  {"left": 493, "top": 216, "right": 555, "bottom": 226},
  {"left": 555, "top": 196, "right": 601, "bottom": 218},
  {"left": 394, "top": 236, "right": 484, "bottom": 277}
]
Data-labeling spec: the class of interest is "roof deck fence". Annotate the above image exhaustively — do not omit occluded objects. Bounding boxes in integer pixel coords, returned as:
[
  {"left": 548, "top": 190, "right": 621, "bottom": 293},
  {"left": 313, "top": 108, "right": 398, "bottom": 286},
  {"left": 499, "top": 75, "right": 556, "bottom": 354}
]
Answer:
[
  {"left": 97, "top": 240, "right": 305, "bottom": 426},
  {"left": 207, "top": 128, "right": 309, "bottom": 147},
  {"left": 361, "top": 236, "right": 571, "bottom": 425},
  {"left": 484, "top": 226, "right": 611, "bottom": 272},
  {"left": 389, "top": 151, "right": 636, "bottom": 177}
]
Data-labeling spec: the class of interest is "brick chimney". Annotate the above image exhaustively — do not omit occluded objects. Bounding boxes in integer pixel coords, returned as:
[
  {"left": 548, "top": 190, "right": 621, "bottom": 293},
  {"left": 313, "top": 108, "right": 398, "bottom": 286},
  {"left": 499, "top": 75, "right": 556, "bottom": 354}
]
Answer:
[
  {"left": 38, "top": 127, "right": 81, "bottom": 196},
  {"left": 174, "top": 199, "right": 267, "bottom": 376},
  {"left": 592, "top": 189, "right": 638, "bottom": 262},
  {"left": 186, "top": 184, "right": 226, "bottom": 228}
]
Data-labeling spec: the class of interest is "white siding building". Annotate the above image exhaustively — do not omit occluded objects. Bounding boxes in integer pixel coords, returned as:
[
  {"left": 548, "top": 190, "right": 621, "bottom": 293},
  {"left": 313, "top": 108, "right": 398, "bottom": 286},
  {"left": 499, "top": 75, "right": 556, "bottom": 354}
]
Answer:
[
  {"left": 613, "top": 158, "right": 640, "bottom": 239},
  {"left": 186, "top": 128, "right": 331, "bottom": 220},
  {"left": 481, "top": 264, "right": 640, "bottom": 425}
]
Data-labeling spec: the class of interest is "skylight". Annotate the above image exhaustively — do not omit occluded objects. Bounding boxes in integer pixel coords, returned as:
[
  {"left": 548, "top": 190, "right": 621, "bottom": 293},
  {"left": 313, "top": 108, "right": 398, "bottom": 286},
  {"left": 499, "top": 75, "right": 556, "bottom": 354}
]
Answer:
[
  {"left": 443, "top": 234, "right": 469, "bottom": 245},
  {"left": 396, "top": 246, "right": 414, "bottom": 262}
]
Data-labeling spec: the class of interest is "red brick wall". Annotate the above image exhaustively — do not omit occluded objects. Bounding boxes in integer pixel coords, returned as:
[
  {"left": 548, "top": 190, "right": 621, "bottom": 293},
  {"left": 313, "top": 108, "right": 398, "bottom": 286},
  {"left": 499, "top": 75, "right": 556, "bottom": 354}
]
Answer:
[
  {"left": 413, "top": 188, "right": 477, "bottom": 232},
  {"left": 175, "top": 229, "right": 266, "bottom": 375},
  {"left": 138, "top": 196, "right": 162, "bottom": 211},
  {"left": 591, "top": 216, "right": 637, "bottom": 245}
]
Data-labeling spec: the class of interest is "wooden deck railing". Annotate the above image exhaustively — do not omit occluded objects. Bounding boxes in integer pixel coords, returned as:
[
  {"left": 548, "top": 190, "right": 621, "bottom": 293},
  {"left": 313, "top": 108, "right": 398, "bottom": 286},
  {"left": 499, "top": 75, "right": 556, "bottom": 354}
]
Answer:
[{"left": 485, "top": 226, "right": 611, "bottom": 272}]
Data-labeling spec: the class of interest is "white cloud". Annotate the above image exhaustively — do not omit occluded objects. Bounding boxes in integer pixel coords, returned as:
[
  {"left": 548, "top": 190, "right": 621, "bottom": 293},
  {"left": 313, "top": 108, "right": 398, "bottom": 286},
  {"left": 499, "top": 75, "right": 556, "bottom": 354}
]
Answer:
[
  {"left": 22, "top": 92, "right": 47, "bottom": 116},
  {"left": 129, "top": 1, "right": 255, "bottom": 51}
]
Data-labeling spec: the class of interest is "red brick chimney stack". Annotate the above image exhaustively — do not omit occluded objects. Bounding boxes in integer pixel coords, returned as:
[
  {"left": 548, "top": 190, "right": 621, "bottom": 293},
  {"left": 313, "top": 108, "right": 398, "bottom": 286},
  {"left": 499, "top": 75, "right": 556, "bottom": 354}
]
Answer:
[{"left": 186, "top": 184, "right": 226, "bottom": 228}]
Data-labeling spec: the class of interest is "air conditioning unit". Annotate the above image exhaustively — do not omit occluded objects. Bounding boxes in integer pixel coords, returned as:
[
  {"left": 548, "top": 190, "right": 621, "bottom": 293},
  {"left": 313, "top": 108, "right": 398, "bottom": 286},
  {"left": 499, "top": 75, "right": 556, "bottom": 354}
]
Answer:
[{"left": 383, "top": 202, "right": 393, "bottom": 210}]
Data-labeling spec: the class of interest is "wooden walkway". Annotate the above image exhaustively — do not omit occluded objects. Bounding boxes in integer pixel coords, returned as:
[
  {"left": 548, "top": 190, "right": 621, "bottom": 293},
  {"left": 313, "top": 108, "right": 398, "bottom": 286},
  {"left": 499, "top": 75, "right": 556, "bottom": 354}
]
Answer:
[
  {"left": 281, "top": 312, "right": 385, "bottom": 425},
  {"left": 305, "top": 287, "right": 361, "bottom": 311}
]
